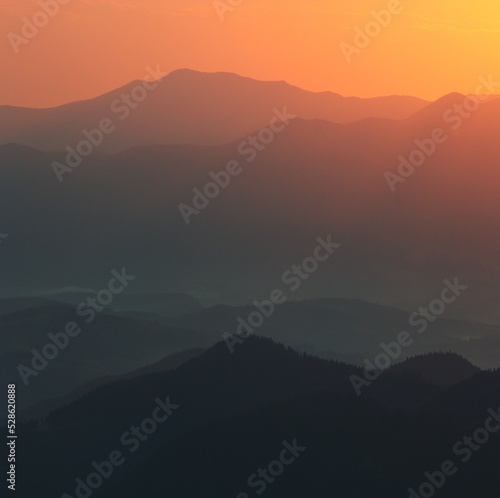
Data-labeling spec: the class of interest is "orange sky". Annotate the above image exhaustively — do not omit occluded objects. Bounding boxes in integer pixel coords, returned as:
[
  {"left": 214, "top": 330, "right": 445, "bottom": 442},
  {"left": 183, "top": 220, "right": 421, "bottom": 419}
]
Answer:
[{"left": 2, "top": 0, "right": 500, "bottom": 108}]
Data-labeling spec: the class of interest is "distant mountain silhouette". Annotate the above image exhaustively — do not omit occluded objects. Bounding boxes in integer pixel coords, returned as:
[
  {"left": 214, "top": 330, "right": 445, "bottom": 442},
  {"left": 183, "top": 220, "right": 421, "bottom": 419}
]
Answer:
[
  {"left": 45, "top": 291, "right": 203, "bottom": 316},
  {"left": 2, "top": 96, "right": 500, "bottom": 326},
  {"left": 0, "top": 304, "right": 217, "bottom": 409},
  {"left": 0, "top": 69, "right": 427, "bottom": 152},
  {"left": 0, "top": 296, "right": 60, "bottom": 316}
]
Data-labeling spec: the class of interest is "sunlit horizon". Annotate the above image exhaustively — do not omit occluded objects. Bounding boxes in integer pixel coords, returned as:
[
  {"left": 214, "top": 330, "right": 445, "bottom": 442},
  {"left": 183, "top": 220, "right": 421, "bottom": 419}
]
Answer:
[{"left": 2, "top": 0, "right": 500, "bottom": 107}]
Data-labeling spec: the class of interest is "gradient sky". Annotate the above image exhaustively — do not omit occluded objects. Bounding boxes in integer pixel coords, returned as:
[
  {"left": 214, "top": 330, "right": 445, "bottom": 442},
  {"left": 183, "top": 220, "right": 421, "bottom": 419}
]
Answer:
[{"left": 2, "top": 0, "right": 500, "bottom": 107}]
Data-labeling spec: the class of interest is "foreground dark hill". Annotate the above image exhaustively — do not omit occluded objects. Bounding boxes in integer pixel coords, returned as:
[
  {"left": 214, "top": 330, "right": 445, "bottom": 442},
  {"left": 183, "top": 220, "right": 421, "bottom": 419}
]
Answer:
[
  {"left": 15, "top": 348, "right": 205, "bottom": 424},
  {"left": 4, "top": 294, "right": 492, "bottom": 418},
  {"left": 13, "top": 338, "right": 363, "bottom": 496},
  {"left": 389, "top": 352, "right": 481, "bottom": 388},
  {"left": 11, "top": 337, "right": 498, "bottom": 498},
  {"left": 100, "top": 391, "right": 500, "bottom": 498},
  {"left": 167, "top": 299, "right": 500, "bottom": 369},
  {"left": 0, "top": 69, "right": 427, "bottom": 152},
  {"left": 426, "top": 369, "right": 500, "bottom": 417}
]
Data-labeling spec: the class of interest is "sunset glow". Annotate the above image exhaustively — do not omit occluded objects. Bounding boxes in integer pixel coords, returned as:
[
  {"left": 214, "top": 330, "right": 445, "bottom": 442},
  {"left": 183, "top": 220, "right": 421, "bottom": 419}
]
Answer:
[{"left": 2, "top": 0, "right": 500, "bottom": 107}]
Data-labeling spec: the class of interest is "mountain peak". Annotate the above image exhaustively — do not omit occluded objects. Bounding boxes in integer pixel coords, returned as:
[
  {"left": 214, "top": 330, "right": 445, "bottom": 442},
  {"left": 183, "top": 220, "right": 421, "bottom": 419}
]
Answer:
[
  {"left": 408, "top": 91, "right": 468, "bottom": 124},
  {"left": 390, "top": 352, "right": 480, "bottom": 389}
]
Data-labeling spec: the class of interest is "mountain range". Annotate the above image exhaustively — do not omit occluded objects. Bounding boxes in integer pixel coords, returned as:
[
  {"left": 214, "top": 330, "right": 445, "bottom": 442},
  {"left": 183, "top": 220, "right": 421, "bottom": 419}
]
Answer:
[
  {"left": 0, "top": 69, "right": 428, "bottom": 152},
  {"left": 9, "top": 336, "right": 500, "bottom": 498},
  {"left": 2, "top": 69, "right": 500, "bottom": 498},
  {"left": 1, "top": 89, "right": 499, "bottom": 323}
]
